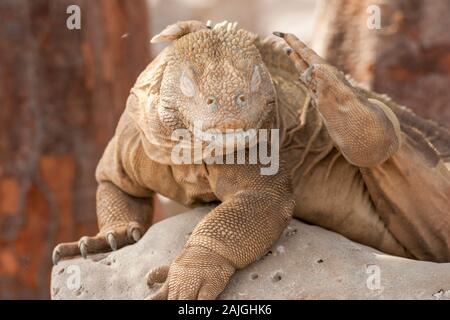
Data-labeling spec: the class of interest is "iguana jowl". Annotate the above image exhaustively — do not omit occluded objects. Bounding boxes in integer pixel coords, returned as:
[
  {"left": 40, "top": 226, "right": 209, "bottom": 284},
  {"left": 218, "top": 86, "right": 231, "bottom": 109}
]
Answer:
[{"left": 53, "top": 20, "right": 450, "bottom": 299}]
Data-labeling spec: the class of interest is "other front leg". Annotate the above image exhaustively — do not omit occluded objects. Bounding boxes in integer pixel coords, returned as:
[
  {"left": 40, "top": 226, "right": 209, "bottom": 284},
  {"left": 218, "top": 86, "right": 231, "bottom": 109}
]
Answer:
[
  {"left": 146, "top": 163, "right": 295, "bottom": 300},
  {"left": 53, "top": 181, "right": 153, "bottom": 264}
]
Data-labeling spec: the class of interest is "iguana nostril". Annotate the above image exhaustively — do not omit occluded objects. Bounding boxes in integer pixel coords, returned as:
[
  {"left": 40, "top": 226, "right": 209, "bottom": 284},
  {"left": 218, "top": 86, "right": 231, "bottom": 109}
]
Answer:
[
  {"left": 206, "top": 96, "right": 218, "bottom": 111},
  {"left": 207, "top": 97, "right": 215, "bottom": 105}
]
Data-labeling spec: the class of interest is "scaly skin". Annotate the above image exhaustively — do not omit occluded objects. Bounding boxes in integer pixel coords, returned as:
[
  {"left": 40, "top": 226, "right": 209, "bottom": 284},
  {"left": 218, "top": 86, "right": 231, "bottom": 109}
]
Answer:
[{"left": 53, "top": 21, "right": 450, "bottom": 299}]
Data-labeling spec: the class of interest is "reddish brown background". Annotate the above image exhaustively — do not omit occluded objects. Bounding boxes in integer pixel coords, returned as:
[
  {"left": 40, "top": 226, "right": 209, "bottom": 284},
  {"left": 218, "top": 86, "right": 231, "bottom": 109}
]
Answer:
[
  {"left": 0, "top": 0, "right": 150, "bottom": 299},
  {"left": 313, "top": 0, "right": 450, "bottom": 127}
]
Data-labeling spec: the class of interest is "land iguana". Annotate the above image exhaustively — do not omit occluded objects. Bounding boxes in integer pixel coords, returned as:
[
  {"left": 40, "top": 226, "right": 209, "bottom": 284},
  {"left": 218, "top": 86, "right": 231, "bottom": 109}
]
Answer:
[{"left": 53, "top": 20, "right": 450, "bottom": 300}]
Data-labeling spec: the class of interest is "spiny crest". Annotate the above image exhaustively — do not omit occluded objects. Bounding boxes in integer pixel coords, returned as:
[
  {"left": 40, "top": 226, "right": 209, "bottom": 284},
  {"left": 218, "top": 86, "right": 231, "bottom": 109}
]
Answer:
[{"left": 174, "top": 20, "right": 259, "bottom": 61}]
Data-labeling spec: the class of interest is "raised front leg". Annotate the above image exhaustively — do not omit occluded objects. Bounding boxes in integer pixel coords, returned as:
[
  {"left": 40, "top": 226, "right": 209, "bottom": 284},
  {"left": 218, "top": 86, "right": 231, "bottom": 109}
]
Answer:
[
  {"left": 276, "top": 32, "right": 450, "bottom": 262},
  {"left": 52, "top": 181, "right": 152, "bottom": 264},
  {"left": 274, "top": 32, "right": 401, "bottom": 167},
  {"left": 146, "top": 163, "right": 294, "bottom": 300}
]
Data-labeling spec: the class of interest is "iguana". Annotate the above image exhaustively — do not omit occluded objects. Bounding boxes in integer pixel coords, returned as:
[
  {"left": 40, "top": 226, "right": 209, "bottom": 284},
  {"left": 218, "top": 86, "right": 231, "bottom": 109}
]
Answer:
[{"left": 53, "top": 20, "right": 450, "bottom": 300}]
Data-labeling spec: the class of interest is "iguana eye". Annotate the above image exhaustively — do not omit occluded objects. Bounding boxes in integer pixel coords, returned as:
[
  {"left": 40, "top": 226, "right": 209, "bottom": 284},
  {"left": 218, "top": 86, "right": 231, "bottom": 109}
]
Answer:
[{"left": 236, "top": 94, "right": 247, "bottom": 108}]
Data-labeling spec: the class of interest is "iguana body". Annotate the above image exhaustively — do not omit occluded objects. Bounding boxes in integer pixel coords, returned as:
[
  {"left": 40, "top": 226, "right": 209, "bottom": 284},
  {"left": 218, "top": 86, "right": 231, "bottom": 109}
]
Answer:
[{"left": 53, "top": 21, "right": 450, "bottom": 299}]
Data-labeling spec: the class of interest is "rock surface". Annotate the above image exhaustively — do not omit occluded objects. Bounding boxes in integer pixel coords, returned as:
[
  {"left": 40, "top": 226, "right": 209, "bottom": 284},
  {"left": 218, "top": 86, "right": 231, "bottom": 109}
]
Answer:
[{"left": 51, "top": 207, "right": 450, "bottom": 300}]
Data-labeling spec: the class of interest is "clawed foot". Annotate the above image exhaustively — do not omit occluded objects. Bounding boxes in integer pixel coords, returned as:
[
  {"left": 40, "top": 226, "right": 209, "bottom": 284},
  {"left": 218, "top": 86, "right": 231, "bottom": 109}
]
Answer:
[
  {"left": 52, "top": 221, "right": 145, "bottom": 264},
  {"left": 144, "top": 246, "right": 235, "bottom": 300},
  {"left": 273, "top": 31, "right": 349, "bottom": 96}
]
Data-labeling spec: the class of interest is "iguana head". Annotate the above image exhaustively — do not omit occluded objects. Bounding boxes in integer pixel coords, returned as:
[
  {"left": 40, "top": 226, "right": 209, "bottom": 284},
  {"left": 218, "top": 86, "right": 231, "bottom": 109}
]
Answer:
[{"left": 153, "top": 21, "right": 277, "bottom": 137}]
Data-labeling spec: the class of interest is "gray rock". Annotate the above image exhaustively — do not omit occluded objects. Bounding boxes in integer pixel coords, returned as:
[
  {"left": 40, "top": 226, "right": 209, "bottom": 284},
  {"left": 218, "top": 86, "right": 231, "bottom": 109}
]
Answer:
[{"left": 51, "top": 207, "right": 450, "bottom": 300}]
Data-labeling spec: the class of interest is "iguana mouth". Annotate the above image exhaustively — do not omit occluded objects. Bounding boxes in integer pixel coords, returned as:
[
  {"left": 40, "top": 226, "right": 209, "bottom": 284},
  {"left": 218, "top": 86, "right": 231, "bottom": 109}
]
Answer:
[
  {"left": 189, "top": 99, "right": 276, "bottom": 142},
  {"left": 193, "top": 127, "right": 258, "bottom": 143}
]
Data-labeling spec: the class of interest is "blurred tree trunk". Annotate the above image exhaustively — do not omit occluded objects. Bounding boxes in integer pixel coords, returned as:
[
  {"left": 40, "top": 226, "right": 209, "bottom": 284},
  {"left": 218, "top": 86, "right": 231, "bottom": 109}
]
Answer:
[
  {"left": 312, "top": 0, "right": 450, "bottom": 127},
  {"left": 0, "top": 0, "right": 150, "bottom": 299}
]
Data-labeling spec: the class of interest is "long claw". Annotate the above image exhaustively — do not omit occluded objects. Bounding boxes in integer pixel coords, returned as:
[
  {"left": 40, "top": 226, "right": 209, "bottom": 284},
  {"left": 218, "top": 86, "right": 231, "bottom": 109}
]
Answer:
[
  {"left": 131, "top": 228, "right": 141, "bottom": 242},
  {"left": 80, "top": 241, "right": 88, "bottom": 259},
  {"left": 147, "top": 282, "right": 169, "bottom": 300},
  {"left": 284, "top": 33, "right": 325, "bottom": 65},
  {"left": 52, "top": 249, "right": 60, "bottom": 265},
  {"left": 273, "top": 31, "right": 285, "bottom": 38},
  {"left": 107, "top": 233, "right": 117, "bottom": 251}
]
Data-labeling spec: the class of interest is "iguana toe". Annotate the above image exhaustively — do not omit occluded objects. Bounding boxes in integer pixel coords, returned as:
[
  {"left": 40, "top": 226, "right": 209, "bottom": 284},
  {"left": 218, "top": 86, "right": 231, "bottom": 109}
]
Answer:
[
  {"left": 146, "top": 265, "right": 169, "bottom": 287},
  {"left": 52, "top": 221, "right": 146, "bottom": 264},
  {"left": 52, "top": 248, "right": 61, "bottom": 265},
  {"left": 146, "top": 282, "right": 169, "bottom": 300},
  {"left": 106, "top": 233, "right": 117, "bottom": 251},
  {"left": 52, "top": 241, "right": 81, "bottom": 265},
  {"left": 131, "top": 228, "right": 141, "bottom": 242},
  {"left": 79, "top": 238, "right": 88, "bottom": 258}
]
